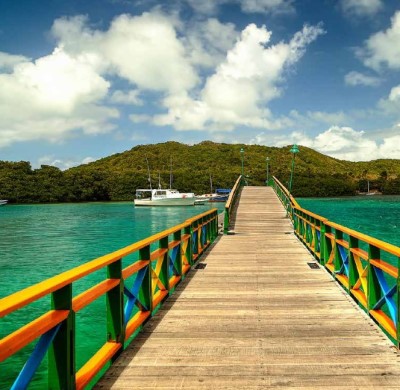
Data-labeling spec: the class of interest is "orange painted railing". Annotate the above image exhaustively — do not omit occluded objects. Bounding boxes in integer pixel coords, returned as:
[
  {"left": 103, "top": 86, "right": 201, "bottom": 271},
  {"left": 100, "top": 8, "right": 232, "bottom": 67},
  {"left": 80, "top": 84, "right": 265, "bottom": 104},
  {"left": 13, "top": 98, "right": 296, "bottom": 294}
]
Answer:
[
  {"left": 272, "top": 176, "right": 400, "bottom": 347},
  {"left": 0, "top": 209, "right": 218, "bottom": 389}
]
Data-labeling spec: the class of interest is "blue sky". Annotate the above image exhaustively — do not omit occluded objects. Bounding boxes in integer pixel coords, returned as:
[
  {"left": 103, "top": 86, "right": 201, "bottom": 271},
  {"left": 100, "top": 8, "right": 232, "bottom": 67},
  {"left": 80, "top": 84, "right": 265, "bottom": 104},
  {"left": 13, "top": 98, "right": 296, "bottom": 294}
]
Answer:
[{"left": 1, "top": 0, "right": 400, "bottom": 168}]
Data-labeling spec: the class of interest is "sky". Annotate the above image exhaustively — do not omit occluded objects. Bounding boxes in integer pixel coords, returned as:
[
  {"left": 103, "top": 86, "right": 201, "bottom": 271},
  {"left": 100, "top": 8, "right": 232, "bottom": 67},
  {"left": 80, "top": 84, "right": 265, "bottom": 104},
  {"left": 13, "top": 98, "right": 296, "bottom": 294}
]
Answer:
[{"left": 1, "top": 0, "right": 400, "bottom": 169}]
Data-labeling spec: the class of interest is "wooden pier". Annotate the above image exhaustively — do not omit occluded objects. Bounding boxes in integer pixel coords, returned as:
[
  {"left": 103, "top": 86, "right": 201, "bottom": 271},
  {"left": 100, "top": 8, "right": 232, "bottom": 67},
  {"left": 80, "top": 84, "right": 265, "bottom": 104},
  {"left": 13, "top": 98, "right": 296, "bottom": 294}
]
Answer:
[{"left": 96, "top": 187, "right": 400, "bottom": 389}]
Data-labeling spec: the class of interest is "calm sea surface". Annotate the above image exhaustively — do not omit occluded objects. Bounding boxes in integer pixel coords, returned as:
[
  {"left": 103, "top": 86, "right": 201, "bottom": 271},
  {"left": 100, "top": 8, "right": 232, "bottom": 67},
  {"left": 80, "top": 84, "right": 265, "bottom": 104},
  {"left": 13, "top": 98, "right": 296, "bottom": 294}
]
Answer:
[
  {"left": 298, "top": 195, "right": 400, "bottom": 247},
  {"left": 1, "top": 196, "right": 400, "bottom": 388}
]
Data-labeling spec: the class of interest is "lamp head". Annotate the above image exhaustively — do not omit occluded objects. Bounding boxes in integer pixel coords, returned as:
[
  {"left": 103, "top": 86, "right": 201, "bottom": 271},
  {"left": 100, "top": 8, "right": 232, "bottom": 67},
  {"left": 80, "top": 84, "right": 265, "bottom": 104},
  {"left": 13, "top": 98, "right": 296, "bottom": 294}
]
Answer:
[{"left": 290, "top": 144, "right": 299, "bottom": 154}]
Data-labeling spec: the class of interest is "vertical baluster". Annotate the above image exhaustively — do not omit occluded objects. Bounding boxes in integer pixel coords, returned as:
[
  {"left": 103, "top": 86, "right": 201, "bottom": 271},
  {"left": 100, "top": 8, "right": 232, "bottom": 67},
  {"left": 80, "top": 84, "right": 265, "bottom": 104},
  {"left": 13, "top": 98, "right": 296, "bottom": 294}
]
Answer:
[
  {"left": 348, "top": 236, "right": 359, "bottom": 304},
  {"left": 320, "top": 220, "right": 326, "bottom": 265},
  {"left": 334, "top": 229, "right": 342, "bottom": 275},
  {"left": 192, "top": 219, "right": 198, "bottom": 261},
  {"left": 139, "top": 245, "right": 152, "bottom": 315},
  {"left": 48, "top": 284, "right": 75, "bottom": 390},
  {"left": 323, "top": 224, "right": 333, "bottom": 269},
  {"left": 224, "top": 206, "right": 229, "bottom": 235},
  {"left": 367, "top": 244, "right": 381, "bottom": 313},
  {"left": 173, "top": 229, "right": 182, "bottom": 282},
  {"left": 213, "top": 211, "right": 217, "bottom": 241},
  {"left": 106, "top": 260, "right": 124, "bottom": 352},
  {"left": 159, "top": 236, "right": 169, "bottom": 294},
  {"left": 184, "top": 224, "right": 193, "bottom": 267}
]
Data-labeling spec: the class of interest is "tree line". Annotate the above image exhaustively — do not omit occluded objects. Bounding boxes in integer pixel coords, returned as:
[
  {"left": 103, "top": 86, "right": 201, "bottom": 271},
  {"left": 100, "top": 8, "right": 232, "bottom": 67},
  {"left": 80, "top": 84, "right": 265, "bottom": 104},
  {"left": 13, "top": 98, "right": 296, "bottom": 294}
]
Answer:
[{"left": 1, "top": 141, "right": 399, "bottom": 203}]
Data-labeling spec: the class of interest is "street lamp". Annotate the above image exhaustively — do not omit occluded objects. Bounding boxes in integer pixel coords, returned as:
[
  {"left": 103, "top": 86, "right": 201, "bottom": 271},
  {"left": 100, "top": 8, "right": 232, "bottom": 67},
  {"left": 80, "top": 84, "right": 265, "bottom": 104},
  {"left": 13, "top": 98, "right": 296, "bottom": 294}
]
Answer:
[
  {"left": 288, "top": 144, "right": 299, "bottom": 193},
  {"left": 240, "top": 148, "right": 244, "bottom": 180},
  {"left": 266, "top": 157, "right": 270, "bottom": 186}
]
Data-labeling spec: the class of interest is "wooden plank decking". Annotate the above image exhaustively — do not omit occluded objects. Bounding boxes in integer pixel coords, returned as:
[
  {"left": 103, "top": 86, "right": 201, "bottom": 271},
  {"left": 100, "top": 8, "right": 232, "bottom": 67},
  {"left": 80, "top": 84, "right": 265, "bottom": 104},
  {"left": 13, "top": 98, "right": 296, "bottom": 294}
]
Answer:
[{"left": 96, "top": 186, "right": 400, "bottom": 389}]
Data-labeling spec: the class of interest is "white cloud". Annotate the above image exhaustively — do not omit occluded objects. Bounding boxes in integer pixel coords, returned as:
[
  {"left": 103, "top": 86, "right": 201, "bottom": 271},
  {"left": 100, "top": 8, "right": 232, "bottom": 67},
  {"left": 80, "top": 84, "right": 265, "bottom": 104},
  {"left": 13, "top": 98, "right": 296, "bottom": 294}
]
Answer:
[
  {"left": 344, "top": 71, "right": 381, "bottom": 87},
  {"left": 358, "top": 11, "right": 400, "bottom": 70},
  {"left": 239, "top": 0, "right": 294, "bottom": 14},
  {"left": 129, "top": 114, "right": 152, "bottom": 123},
  {"left": 184, "top": 18, "right": 239, "bottom": 68},
  {"left": 340, "top": 0, "right": 383, "bottom": 17},
  {"left": 0, "top": 10, "right": 323, "bottom": 148},
  {"left": 0, "top": 11, "right": 200, "bottom": 148},
  {"left": 53, "top": 12, "right": 198, "bottom": 93},
  {"left": 152, "top": 23, "right": 324, "bottom": 131},
  {"left": 388, "top": 85, "right": 400, "bottom": 101},
  {"left": 184, "top": 0, "right": 294, "bottom": 14},
  {"left": 378, "top": 84, "right": 400, "bottom": 116},
  {"left": 271, "top": 125, "right": 400, "bottom": 161},
  {"left": 306, "top": 110, "right": 349, "bottom": 125},
  {"left": 102, "top": 13, "right": 198, "bottom": 93},
  {"left": 0, "top": 52, "right": 30, "bottom": 71},
  {"left": 0, "top": 47, "right": 118, "bottom": 147},
  {"left": 37, "top": 155, "right": 96, "bottom": 170},
  {"left": 184, "top": 0, "right": 220, "bottom": 14},
  {"left": 110, "top": 89, "right": 143, "bottom": 105}
]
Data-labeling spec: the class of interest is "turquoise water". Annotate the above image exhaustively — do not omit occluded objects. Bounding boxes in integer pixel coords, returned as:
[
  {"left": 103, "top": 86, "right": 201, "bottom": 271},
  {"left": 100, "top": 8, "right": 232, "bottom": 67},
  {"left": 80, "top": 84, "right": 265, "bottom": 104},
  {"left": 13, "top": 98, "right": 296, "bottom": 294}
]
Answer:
[
  {"left": 298, "top": 195, "right": 400, "bottom": 247},
  {"left": 2, "top": 196, "right": 400, "bottom": 388},
  {"left": 0, "top": 202, "right": 225, "bottom": 389}
]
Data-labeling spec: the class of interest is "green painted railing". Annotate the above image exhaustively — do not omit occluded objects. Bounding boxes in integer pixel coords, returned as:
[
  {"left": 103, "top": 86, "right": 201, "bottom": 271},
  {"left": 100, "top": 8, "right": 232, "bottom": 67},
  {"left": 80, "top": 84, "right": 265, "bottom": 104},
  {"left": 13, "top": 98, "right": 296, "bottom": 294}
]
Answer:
[
  {"left": 272, "top": 176, "right": 400, "bottom": 347},
  {"left": 0, "top": 209, "right": 218, "bottom": 389},
  {"left": 224, "top": 175, "right": 243, "bottom": 234}
]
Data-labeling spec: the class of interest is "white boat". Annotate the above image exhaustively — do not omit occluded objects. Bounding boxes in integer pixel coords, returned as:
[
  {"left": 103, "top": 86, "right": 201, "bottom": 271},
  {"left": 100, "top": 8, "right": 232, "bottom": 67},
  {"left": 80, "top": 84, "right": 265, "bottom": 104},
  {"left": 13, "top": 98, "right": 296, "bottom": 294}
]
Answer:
[
  {"left": 0, "top": 200, "right": 8, "bottom": 206},
  {"left": 134, "top": 189, "right": 196, "bottom": 206},
  {"left": 134, "top": 157, "right": 196, "bottom": 206}
]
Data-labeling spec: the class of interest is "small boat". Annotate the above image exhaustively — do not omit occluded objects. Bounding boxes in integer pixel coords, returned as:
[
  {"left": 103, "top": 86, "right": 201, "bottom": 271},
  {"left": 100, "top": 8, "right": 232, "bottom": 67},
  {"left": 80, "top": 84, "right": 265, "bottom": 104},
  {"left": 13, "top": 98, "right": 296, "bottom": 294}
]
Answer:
[
  {"left": 0, "top": 200, "right": 8, "bottom": 206},
  {"left": 134, "top": 156, "right": 196, "bottom": 206},
  {"left": 196, "top": 189, "right": 231, "bottom": 203},
  {"left": 134, "top": 189, "right": 196, "bottom": 206},
  {"left": 196, "top": 175, "right": 231, "bottom": 203}
]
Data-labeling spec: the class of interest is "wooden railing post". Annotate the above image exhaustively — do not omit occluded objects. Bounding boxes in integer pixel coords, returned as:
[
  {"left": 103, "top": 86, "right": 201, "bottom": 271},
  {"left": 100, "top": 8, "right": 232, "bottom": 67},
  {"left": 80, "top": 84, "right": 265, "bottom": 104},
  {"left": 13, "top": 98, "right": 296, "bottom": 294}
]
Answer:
[
  {"left": 185, "top": 224, "right": 194, "bottom": 266},
  {"left": 106, "top": 260, "right": 125, "bottom": 350},
  {"left": 367, "top": 244, "right": 381, "bottom": 312},
  {"left": 48, "top": 285, "right": 75, "bottom": 390},
  {"left": 173, "top": 229, "right": 182, "bottom": 279},
  {"left": 320, "top": 221, "right": 326, "bottom": 265},
  {"left": 139, "top": 245, "right": 152, "bottom": 314},
  {"left": 159, "top": 236, "right": 169, "bottom": 293}
]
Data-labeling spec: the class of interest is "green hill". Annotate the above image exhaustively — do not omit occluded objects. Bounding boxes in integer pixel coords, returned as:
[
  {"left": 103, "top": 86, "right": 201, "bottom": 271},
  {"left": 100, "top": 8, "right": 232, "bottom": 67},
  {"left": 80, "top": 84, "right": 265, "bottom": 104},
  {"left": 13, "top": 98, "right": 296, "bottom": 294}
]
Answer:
[{"left": 1, "top": 141, "right": 400, "bottom": 203}]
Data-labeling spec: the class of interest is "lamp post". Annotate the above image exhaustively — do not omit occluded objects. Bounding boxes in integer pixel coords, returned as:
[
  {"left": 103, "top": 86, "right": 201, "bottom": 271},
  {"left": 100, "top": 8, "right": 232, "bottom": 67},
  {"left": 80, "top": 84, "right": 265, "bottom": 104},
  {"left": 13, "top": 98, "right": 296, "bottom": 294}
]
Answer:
[
  {"left": 266, "top": 157, "right": 270, "bottom": 186},
  {"left": 240, "top": 148, "right": 244, "bottom": 182},
  {"left": 288, "top": 144, "right": 299, "bottom": 193}
]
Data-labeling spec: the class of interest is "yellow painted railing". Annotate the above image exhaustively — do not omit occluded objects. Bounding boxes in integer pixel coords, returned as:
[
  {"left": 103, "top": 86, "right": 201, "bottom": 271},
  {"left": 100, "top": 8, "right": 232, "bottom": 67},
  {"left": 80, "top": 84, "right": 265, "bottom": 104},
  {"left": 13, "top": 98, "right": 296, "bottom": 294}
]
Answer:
[
  {"left": 0, "top": 209, "right": 218, "bottom": 389},
  {"left": 272, "top": 176, "right": 400, "bottom": 347}
]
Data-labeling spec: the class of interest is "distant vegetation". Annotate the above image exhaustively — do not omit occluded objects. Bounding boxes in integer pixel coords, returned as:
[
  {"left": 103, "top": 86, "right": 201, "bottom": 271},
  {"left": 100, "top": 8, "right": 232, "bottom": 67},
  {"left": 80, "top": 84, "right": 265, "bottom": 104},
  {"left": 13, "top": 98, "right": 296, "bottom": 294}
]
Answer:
[{"left": 1, "top": 141, "right": 400, "bottom": 203}]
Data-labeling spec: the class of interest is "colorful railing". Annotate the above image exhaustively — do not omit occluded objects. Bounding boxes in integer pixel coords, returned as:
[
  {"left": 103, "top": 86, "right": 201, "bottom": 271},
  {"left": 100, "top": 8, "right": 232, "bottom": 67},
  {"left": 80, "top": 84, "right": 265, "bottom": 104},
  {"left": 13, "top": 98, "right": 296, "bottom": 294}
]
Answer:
[
  {"left": 224, "top": 175, "right": 243, "bottom": 234},
  {"left": 0, "top": 209, "right": 218, "bottom": 389},
  {"left": 272, "top": 176, "right": 400, "bottom": 347}
]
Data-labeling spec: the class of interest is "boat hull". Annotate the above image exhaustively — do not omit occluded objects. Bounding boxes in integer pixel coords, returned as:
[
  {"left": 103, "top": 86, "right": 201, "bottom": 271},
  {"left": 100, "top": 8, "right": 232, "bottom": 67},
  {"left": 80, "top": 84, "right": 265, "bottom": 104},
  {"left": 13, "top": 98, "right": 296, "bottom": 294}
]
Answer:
[{"left": 134, "top": 198, "right": 195, "bottom": 206}]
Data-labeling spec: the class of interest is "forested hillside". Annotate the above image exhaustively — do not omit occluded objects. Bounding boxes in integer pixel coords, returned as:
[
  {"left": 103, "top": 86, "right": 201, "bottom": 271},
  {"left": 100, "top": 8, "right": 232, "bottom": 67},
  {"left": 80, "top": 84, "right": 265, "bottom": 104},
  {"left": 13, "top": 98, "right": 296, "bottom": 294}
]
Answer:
[{"left": 1, "top": 141, "right": 400, "bottom": 203}]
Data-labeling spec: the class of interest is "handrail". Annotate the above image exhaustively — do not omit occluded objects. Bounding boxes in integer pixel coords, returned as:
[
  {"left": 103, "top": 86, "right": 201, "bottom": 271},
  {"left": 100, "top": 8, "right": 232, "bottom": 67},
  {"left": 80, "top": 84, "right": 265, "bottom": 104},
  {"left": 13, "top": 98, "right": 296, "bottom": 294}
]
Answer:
[
  {"left": 271, "top": 176, "right": 400, "bottom": 347},
  {"left": 272, "top": 176, "right": 301, "bottom": 209},
  {"left": 0, "top": 209, "right": 219, "bottom": 389},
  {"left": 224, "top": 175, "right": 243, "bottom": 234}
]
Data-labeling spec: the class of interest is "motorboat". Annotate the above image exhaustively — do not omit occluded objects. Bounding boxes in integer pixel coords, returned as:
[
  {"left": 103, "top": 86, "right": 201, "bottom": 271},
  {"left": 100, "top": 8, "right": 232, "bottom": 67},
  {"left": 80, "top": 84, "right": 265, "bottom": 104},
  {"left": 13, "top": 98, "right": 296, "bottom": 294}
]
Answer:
[
  {"left": 196, "top": 189, "right": 231, "bottom": 203},
  {"left": 0, "top": 200, "right": 8, "bottom": 206},
  {"left": 134, "top": 189, "right": 196, "bottom": 206}
]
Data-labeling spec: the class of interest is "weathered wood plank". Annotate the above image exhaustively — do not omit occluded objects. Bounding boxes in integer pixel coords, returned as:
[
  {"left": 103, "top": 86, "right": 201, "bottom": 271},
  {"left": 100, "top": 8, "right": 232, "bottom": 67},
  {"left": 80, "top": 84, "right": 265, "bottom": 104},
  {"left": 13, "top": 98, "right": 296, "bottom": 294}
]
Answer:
[{"left": 95, "top": 186, "right": 400, "bottom": 389}]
